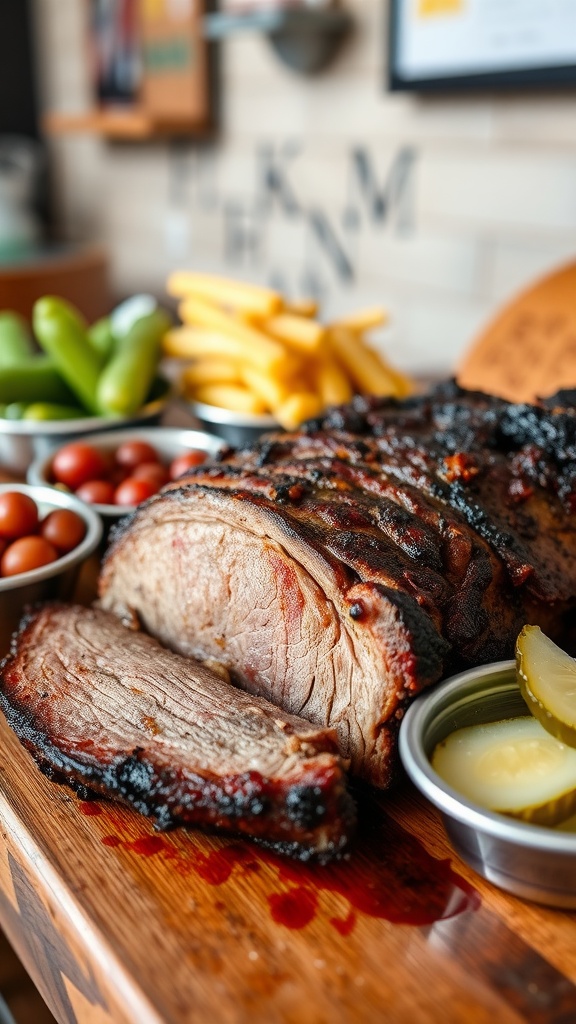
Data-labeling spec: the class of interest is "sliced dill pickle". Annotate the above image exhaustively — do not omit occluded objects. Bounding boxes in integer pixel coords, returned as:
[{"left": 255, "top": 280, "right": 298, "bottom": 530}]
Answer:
[
  {"left": 431, "top": 716, "right": 576, "bottom": 826},
  {"left": 516, "top": 624, "right": 576, "bottom": 748}
]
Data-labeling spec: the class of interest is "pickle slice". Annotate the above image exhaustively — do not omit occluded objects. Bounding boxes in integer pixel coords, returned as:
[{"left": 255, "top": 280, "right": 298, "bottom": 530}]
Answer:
[
  {"left": 431, "top": 716, "right": 576, "bottom": 826},
  {"left": 516, "top": 624, "right": 576, "bottom": 748}
]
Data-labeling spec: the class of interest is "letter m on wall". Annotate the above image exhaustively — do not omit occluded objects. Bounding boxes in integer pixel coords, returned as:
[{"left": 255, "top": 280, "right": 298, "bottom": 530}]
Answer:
[{"left": 345, "top": 146, "right": 417, "bottom": 232}]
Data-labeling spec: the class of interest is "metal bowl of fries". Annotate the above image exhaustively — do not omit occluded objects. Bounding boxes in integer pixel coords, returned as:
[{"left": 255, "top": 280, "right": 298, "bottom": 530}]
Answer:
[
  {"left": 188, "top": 401, "right": 279, "bottom": 447},
  {"left": 163, "top": 274, "right": 411, "bottom": 444}
]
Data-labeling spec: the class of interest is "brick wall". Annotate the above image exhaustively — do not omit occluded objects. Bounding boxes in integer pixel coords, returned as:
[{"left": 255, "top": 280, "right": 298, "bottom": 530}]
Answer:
[{"left": 34, "top": 0, "right": 576, "bottom": 374}]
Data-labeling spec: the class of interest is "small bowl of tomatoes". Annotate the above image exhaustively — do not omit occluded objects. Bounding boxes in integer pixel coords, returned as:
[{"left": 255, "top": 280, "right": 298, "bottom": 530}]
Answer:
[
  {"left": 0, "top": 483, "right": 102, "bottom": 656},
  {"left": 27, "top": 427, "right": 225, "bottom": 527}
]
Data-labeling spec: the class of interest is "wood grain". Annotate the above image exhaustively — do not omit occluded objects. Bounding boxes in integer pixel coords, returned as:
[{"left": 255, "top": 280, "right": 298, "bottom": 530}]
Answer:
[{"left": 2, "top": 712, "right": 576, "bottom": 1024}]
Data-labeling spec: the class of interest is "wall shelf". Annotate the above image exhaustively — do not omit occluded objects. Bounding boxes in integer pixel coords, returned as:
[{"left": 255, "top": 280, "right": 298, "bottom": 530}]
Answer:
[
  {"left": 43, "top": 0, "right": 216, "bottom": 142},
  {"left": 43, "top": 108, "right": 213, "bottom": 141},
  {"left": 203, "top": 6, "right": 354, "bottom": 75}
]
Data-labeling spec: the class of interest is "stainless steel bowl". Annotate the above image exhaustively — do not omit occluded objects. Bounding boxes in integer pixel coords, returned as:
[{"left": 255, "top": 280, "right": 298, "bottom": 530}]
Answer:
[
  {"left": 0, "top": 483, "right": 102, "bottom": 657},
  {"left": 27, "top": 426, "right": 225, "bottom": 523},
  {"left": 0, "top": 379, "right": 172, "bottom": 475},
  {"left": 399, "top": 661, "right": 576, "bottom": 908},
  {"left": 188, "top": 400, "right": 279, "bottom": 448}
]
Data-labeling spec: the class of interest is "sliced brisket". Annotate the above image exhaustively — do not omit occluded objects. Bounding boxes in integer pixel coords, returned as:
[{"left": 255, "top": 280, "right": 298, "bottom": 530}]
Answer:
[
  {"left": 99, "top": 382, "right": 576, "bottom": 788},
  {"left": 0, "top": 604, "right": 354, "bottom": 860}
]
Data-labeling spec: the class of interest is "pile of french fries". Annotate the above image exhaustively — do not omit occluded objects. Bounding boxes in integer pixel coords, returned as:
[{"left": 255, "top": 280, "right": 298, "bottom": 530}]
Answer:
[{"left": 163, "top": 272, "right": 412, "bottom": 431}]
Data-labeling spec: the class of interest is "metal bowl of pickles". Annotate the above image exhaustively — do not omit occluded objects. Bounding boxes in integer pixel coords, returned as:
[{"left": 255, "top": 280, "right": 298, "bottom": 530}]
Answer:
[
  {"left": 0, "top": 377, "right": 171, "bottom": 476},
  {"left": 399, "top": 628, "right": 576, "bottom": 908}
]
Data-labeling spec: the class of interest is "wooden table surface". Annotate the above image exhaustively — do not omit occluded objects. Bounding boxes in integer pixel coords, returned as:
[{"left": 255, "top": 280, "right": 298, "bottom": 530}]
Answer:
[{"left": 1, "top": 711, "right": 576, "bottom": 1024}]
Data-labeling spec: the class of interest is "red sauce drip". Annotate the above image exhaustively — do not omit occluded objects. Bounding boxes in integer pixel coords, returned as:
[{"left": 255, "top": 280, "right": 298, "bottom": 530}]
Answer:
[
  {"left": 268, "top": 887, "right": 318, "bottom": 929},
  {"left": 78, "top": 801, "right": 103, "bottom": 816},
  {"left": 126, "top": 836, "right": 166, "bottom": 857},
  {"left": 193, "top": 844, "right": 256, "bottom": 885},
  {"left": 174, "top": 792, "right": 480, "bottom": 933},
  {"left": 330, "top": 909, "right": 357, "bottom": 936},
  {"left": 101, "top": 835, "right": 121, "bottom": 848}
]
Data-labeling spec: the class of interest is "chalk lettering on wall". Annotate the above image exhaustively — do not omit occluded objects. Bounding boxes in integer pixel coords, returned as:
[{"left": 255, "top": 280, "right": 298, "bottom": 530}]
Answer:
[
  {"left": 343, "top": 146, "right": 417, "bottom": 232},
  {"left": 223, "top": 201, "right": 263, "bottom": 266},
  {"left": 307, "top": 209, "right": 354, "bottom": 281},
  {"left": 169, "top": 142, "right": 418, "bottom": 298},
  {"left": 257, "top": 142, "right": 302, "bottom": 216}
]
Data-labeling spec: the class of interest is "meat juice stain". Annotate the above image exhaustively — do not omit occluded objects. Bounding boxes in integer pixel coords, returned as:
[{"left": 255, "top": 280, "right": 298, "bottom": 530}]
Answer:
[
  {"left": 102, "top": 835, "right": 121, "bottom": 848},
  {"left": 78, "top": 801, "right": 103, "bottom": 816},
  {"left": 330, "top": 909, "right": 357, "bottom": 937},
  {"left": 97, "top": 793, "right": 480, "bottom": 934},
  {"left": 156, "top": 793, "right": 480, "bottom": 934},
  {"left": 125, "top": 836, "right": 166, "bottom": 857},
  {"left": 268, "top": 887, "right": 318, "bottom": 929}
]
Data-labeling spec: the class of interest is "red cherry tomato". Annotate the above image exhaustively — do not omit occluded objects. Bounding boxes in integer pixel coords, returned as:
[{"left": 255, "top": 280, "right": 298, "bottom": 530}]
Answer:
[
  {"left": 131, "top": 462, "right": 169, "bottom": 488},
  {"left": 1, "top": 536, "right": 58, "bottom": 577},
  {"left": 114, "top": 478, "right": 157, "bottom": 507},
  {"left": 40, "top": 509, "right": 86, "bottom": 554},
  {"left": 115, "top": 441, "right": 159, "bottom": 470},
  {"left": 0, "top": 492, "right": 39, "bottom": 539},
  {"left": 75, "top": 480, "right": 116, "bottom": 505},
  {"left": 52, "top": 443, "right": 108, "bottom": 490},
  {"left": 169, "top": 450, "right": 207, "bottom": 480}
]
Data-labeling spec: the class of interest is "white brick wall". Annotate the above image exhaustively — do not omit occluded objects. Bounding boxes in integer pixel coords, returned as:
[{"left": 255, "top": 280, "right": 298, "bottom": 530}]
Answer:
[{"left": 34, "top": 0, "right": 576, "bottom": 375}]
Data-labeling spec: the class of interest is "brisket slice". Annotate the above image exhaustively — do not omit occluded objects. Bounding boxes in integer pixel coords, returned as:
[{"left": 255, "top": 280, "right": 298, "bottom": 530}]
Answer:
[
  {"left": 99, "top": 382, "right": 576, "bottom": 788},
  {"left": 0, "top": 604, "right": 354, "bottom": 861}
]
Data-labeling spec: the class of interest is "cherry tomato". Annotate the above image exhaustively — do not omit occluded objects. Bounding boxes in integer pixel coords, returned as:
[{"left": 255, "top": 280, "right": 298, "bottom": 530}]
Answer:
[
  {"left": 1, "top": 536, "right": 58, "bottom": 577},
  {"left": 75, "top": 480, "right": 116, "bottom": 505},
  {"left": 169, "top": 450, "right": 207, "bottom": 480},
  {"left": 52, "top": 443, "right": 108, "bottom": 490},
  {"left": 115, "top": 441, "right": 159, "bottom": 470},
  {"left": 131, "top": 462, "right": 169, "bottom": 488},
  {"left": 0, "top": 538, "right": 6, "bottom": 559},
  {"left": 40, "top": 509, "right": 86, "bottom": 554},
  {"left": 0, "top": 492, "right": 39, "bottom": 539},
  {"left": 114, "top": 478, "right": 157, "bottom": 507}
]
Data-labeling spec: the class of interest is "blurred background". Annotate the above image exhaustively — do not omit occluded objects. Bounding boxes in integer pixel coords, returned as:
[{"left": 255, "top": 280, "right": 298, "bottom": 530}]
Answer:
[
  {"left": 1, "top": 2, "right": 576, "bottom": 1020},
  {"left": 2, "top": 0, "right": 576, "bottom": 380}
]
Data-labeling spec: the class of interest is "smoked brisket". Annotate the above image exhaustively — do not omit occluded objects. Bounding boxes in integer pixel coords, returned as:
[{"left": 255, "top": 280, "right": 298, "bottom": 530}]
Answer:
[
  {"left": 0, "top": 604, "right": 354, "bottom": 860},
  {"left": 99, "top": 382, "right": 576, "bottom": 787}
]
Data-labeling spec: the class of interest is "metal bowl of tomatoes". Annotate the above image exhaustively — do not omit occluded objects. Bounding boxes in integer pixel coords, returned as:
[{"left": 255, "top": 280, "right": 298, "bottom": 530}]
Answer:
[
  {"left": 27, "top": 427, "right": 225, "bottom": 526},
  {"left": 0, "top": 483, "right": 102, "bottom": 657}
]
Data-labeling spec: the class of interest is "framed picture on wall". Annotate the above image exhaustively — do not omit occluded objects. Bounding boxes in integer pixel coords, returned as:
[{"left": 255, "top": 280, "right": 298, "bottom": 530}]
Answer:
[{"left": 389, "top": 0, "right": 576, "bottom": 92}]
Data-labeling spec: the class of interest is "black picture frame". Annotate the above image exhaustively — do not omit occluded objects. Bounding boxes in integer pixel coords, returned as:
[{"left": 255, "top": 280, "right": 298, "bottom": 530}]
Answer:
[{"left": 388, "top": 0, "right": 576, "bottom": 93}]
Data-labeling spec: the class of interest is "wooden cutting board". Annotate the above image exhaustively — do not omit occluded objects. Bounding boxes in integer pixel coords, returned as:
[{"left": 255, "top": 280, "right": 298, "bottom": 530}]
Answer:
[
  {"left": 457, "top": 260, "right": 576, "bottom": 403},
  {"left": 2, "top": 713, "right": 576, "bottom": 1024}
]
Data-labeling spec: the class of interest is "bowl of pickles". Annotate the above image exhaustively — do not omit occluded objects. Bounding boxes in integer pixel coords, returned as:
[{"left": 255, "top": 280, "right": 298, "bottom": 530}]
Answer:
[
  {"left": 399, "top": 627, "right": 576, "bottom": 908},
  {"left": 0, "top": 297, "right": 172, "bottom": 475}
]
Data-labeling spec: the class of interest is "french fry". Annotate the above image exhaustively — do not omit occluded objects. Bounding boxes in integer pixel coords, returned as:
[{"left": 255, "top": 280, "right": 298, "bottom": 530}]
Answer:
[
  {"left": 331, "top": 306, "right": 389, "bottom": 334},
  {"left": 178, "top": 296, "right": 292, "bottom": 373},
  {"left": 284, "top": 298, "right": 319, "bottom": 318},
  {"left": 328, "top": 328, "right": 399, "bottom": 397},
  {"left": 263, "top": 313, "right": 326, "bottom": 354},
  {"left": 240, "top": 365, "right": 292, "bottom": 410},
  {"left": 165, "top": 268, "right": 412, "bottom": 421},
  {"left": 315, "top": 353, "right": 353, "bottom": 407},
  {"left": 167, "top": 272, "right": 282, "bottom": 318},
  {"left": 182, "top": 359, "right": 240, "bottom": 389},
  {"left": 163, "top": 328, "right": 250, "bottom": 363},
  {"left": 274, "top": 392, "right": 323, "bottom": 430},
  {"left": 193, "top": 383, "right": 268, "bottom": 415}
]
